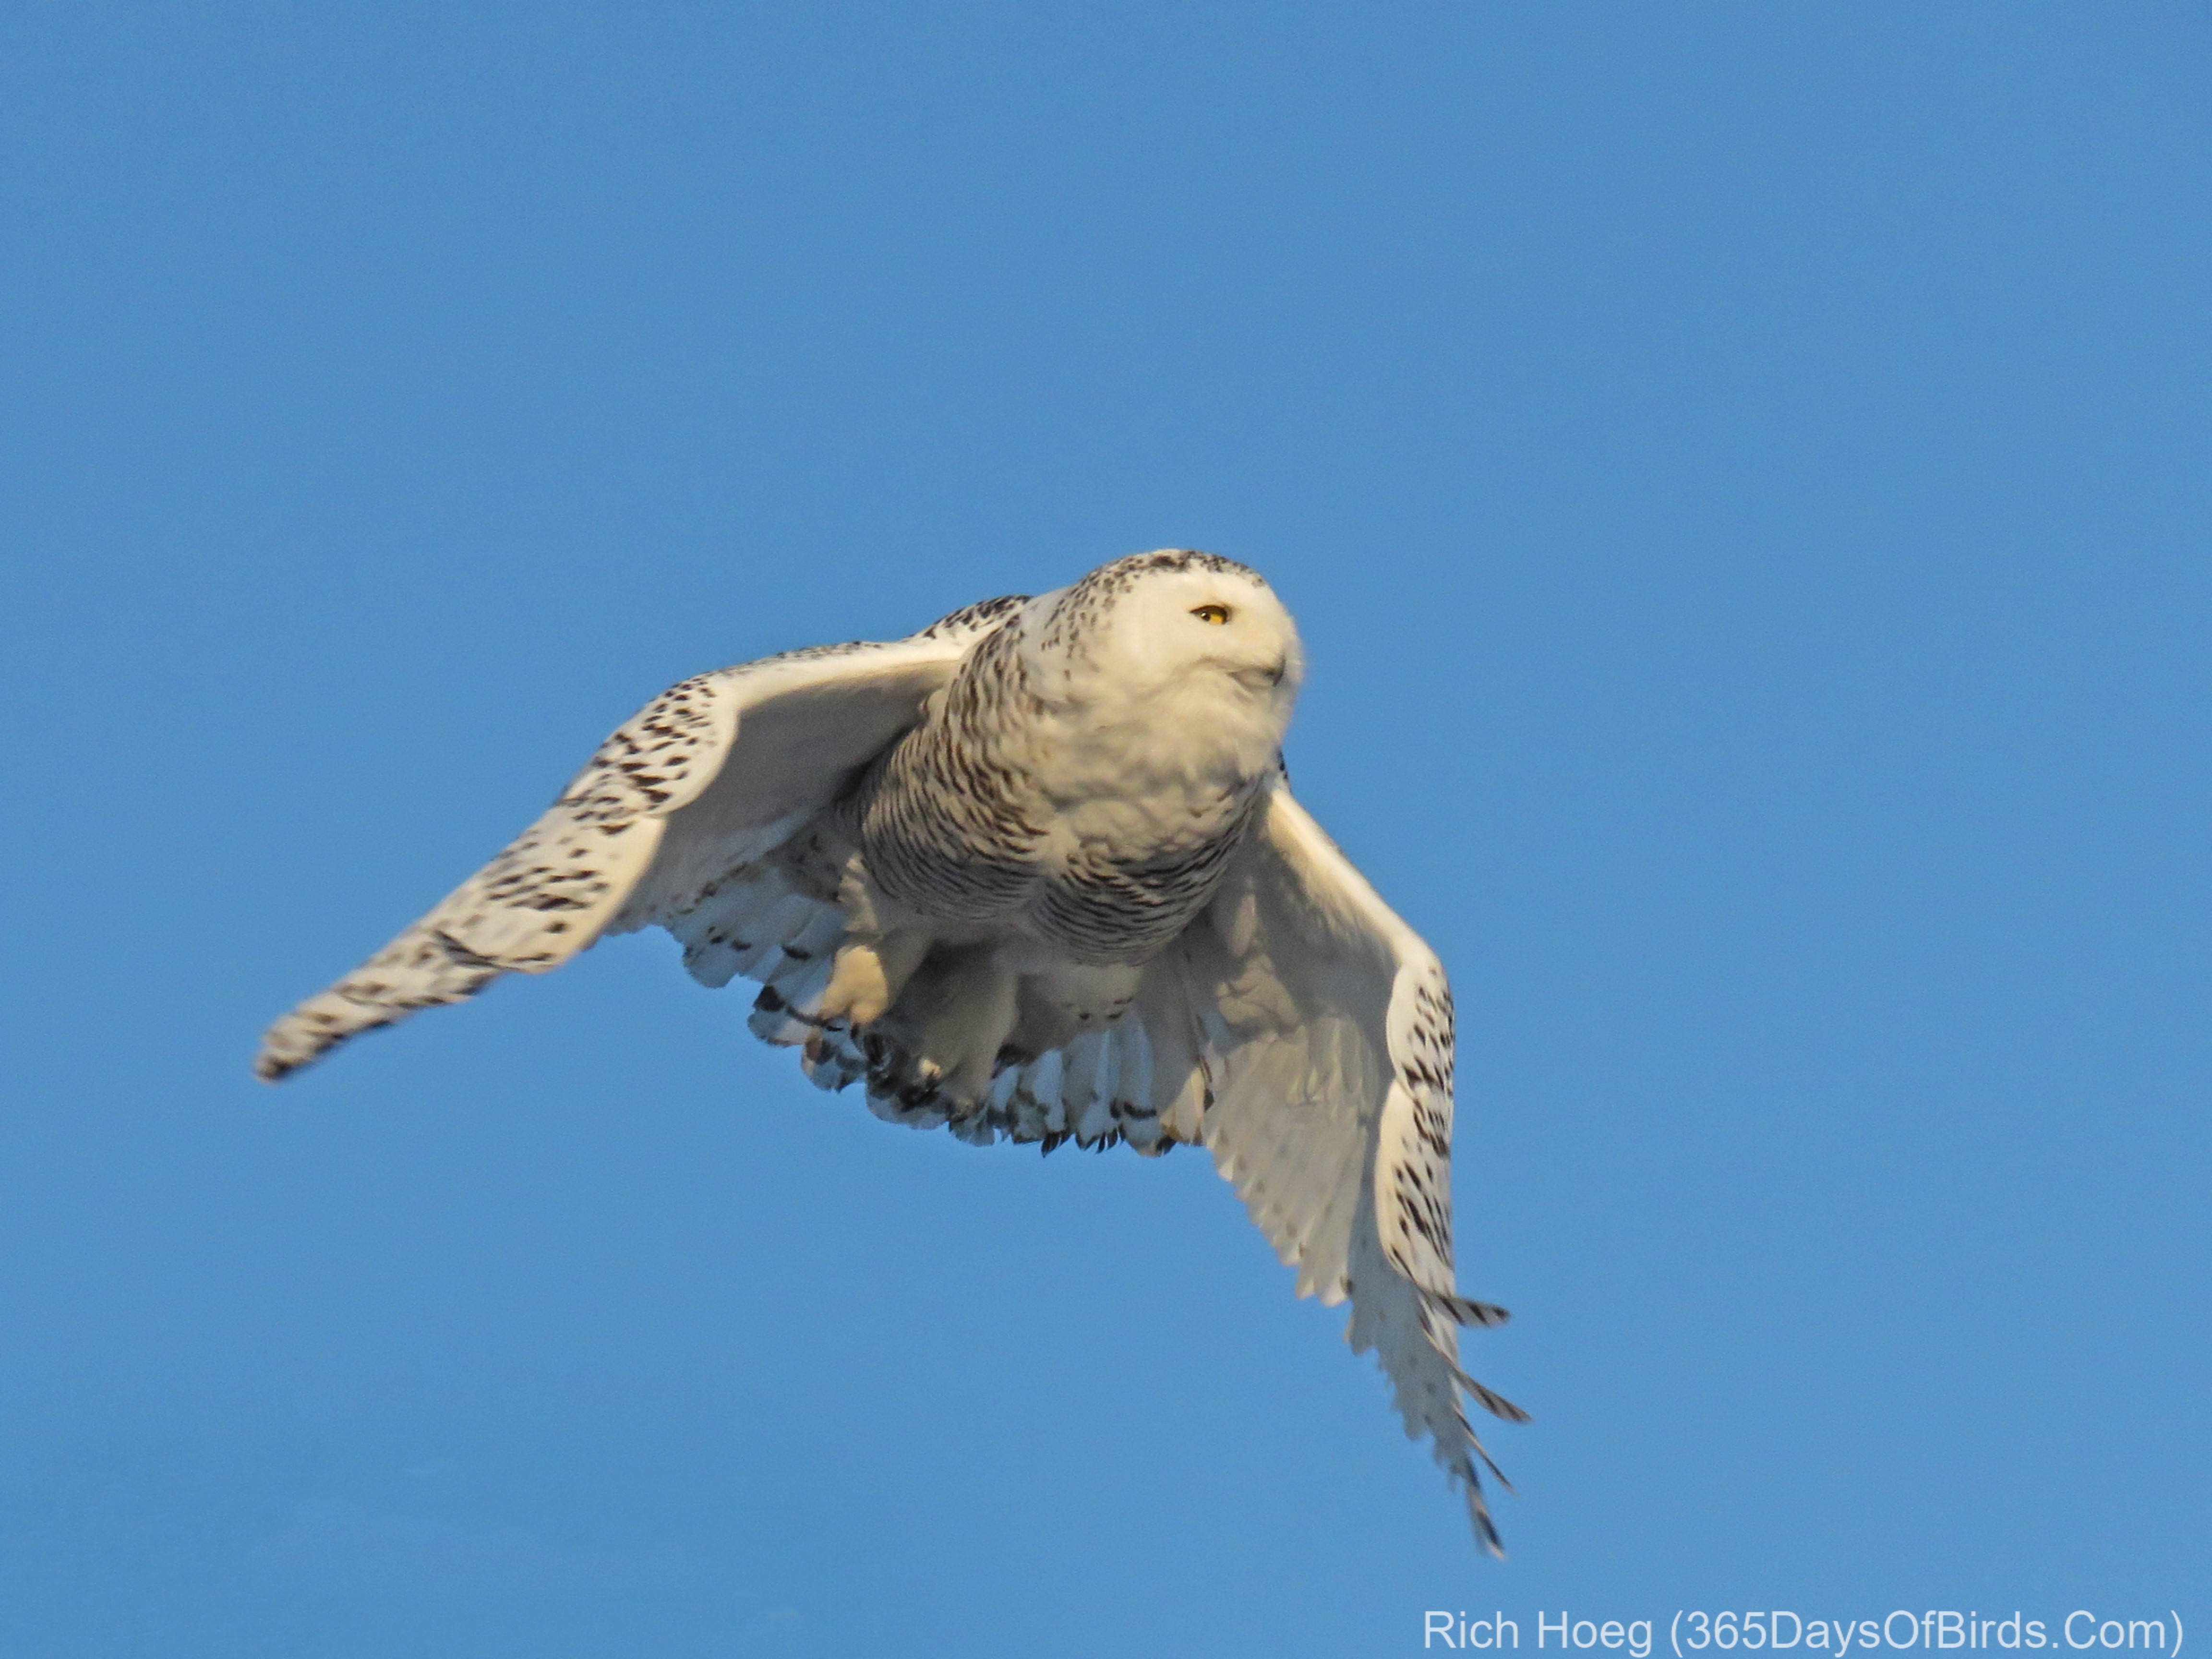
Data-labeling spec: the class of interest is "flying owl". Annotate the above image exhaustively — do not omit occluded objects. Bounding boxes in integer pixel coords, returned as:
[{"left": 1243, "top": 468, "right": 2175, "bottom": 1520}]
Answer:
[{"left": 258, "top": 549, "right": 1527, "bottom": 1550}]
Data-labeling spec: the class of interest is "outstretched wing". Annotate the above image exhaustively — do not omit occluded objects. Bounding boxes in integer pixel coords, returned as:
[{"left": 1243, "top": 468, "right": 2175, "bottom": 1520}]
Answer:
[
  {"left": 949, "top": 774, "right": 1526, "bottom": 1550},
  {"left": 255, "top": 598, "right": 1025, "bottom": 1082},
  {"left": 1190, "top": 779, "right": 1526, "bottom": 1553}
]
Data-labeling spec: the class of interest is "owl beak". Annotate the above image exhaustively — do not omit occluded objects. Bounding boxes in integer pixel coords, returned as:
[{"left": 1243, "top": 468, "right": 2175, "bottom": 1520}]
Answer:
[{"left": 1233, "top": 656, "right": 1289, "bottom": 691}]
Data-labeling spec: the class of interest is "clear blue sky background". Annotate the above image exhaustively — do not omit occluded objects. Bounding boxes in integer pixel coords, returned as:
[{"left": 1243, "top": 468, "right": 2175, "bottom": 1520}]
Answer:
[{"left": 2, "top": 5, "right": 2205, "bottom": 1655}]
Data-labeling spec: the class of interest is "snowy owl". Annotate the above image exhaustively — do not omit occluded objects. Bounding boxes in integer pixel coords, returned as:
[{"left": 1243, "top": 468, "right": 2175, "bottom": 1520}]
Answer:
[{"left": 257, "top": 549, "right": 1527, "bottom": 1549}]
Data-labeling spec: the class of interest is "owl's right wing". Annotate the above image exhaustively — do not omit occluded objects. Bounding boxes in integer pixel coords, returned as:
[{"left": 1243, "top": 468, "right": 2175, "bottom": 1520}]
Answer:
[{"left": 255, "top": 597, "right": 1025, "bottom": 1082}]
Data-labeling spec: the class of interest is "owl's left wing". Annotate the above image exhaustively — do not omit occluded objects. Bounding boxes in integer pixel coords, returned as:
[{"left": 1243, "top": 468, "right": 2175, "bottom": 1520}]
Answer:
[
  {"left": 1179, "top": 777, "right": 1527, "bottom": 1552},
  {"left": 947, "top": 775, "right": 1526, "bottom": 1547}
]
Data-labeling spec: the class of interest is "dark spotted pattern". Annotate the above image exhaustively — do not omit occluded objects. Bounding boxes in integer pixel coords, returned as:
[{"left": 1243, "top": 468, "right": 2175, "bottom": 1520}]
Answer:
[
  {"left": 1386, "top": 973, "right": 1458, "bottom": 1279},
  {"left": 1027, "top": 795, "right": 1262, "bottom": 962},
  {"left": 1038, "top": 548, "right": 1261, "bottom": 661},
  {"left": 849, "top": 616, "right": 1046, "bottom": 919},
  {"left": 257, "top": 598, "right": 1024, "bottom": 1083},
  {"left": 254, "top": 927, "right": 506, "bottom": 1079},
  {"left": 558, "top": 672, "right": 725, "bottom": 823},
  {"left": 915, "top": 593, "right": 1027, "bottom": 641},
  {"left": 853, "top": 553, "right": 1271, "bottom": 964}
]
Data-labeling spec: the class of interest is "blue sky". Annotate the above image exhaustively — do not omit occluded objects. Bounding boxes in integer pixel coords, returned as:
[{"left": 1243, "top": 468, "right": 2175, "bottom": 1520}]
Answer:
[{"left": 2, "top": 4, "right": 2206, "bottom": 1655}]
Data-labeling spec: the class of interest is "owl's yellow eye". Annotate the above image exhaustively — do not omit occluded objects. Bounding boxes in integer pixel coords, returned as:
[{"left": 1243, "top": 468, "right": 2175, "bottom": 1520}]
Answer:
[{"left": 1190, "top": 603, "right": 1232, "bottom": 625}]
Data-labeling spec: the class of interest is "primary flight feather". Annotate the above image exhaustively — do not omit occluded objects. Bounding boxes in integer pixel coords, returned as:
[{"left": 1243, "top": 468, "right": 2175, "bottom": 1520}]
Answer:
[{"left": 258, "top": 549, "right": 1527, "bottom": 1550}]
